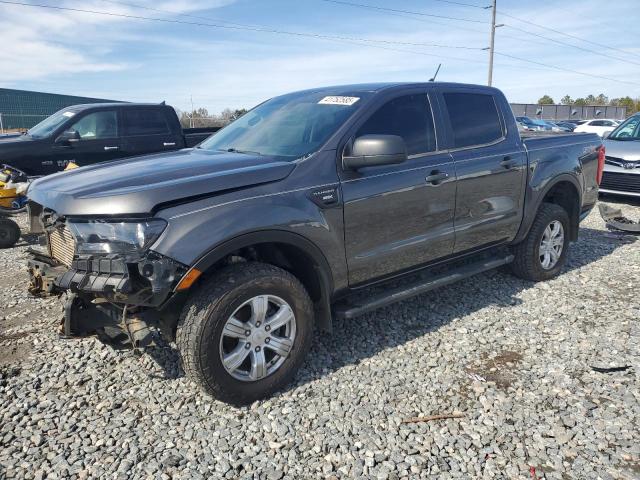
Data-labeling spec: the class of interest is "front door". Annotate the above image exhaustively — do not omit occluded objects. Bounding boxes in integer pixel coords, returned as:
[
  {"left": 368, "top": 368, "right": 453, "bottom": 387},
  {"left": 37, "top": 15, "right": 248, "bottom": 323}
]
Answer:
[
  {"left": 441, "top": 91, "right": 526, "bottom": 253},
  {"left": 52, "top": 109, "right": 121, "bottom": 170},
  {"left": 341, "top": 92, "right": 457, "bottom": 285}
]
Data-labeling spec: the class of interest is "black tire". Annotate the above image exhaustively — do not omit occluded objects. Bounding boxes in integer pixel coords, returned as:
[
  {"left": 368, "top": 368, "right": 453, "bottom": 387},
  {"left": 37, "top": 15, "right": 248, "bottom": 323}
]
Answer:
[
  {"left": 0, "top": 218, "right": 20, "bottom": 249},
  {"left": 509, "top": 203, "right": 570, "bottom": 282},
  {"left": 176, "top": 262, "right": 314, "bottom": 405}
]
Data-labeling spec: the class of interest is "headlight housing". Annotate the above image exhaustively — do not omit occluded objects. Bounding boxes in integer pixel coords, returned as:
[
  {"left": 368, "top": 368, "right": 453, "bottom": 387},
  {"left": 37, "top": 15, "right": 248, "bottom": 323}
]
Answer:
[{"left": 67, "top": 219, "right": 167, "bottom": 257}]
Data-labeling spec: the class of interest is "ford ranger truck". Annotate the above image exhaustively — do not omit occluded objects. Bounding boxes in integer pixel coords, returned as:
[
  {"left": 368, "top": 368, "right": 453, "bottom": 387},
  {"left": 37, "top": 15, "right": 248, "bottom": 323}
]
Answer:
[
  {"left": 26, "top": 83, "right": 604, "bottom": 404},
  {"left": 0, "top": 103, "right": 219, "bottom": 176}
]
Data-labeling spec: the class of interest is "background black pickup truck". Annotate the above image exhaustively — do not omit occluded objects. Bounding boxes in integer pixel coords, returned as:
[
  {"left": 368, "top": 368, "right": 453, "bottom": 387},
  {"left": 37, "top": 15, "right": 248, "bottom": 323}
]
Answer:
[
  {"left": 0, "top": 103, "right": 220, "bottom": 176},
  {"left": 27, "top": 82, "right": 604, "bottom": 404}
]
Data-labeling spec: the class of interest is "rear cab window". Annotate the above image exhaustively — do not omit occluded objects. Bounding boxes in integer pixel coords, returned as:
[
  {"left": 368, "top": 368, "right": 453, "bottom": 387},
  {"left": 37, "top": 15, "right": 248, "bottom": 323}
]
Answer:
[
  {"left": 443, "top": 92, "right": 504, "bottom": 148},
  {"left": 122, "top": 108, "right": 171, "bottom": 136}
]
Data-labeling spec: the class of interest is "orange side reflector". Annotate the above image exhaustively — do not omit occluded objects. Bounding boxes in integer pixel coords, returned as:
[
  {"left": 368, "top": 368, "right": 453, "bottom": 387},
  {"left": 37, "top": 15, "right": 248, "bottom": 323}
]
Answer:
[{"left": 176, "top": 268, "right": 202, "bottom": 291}]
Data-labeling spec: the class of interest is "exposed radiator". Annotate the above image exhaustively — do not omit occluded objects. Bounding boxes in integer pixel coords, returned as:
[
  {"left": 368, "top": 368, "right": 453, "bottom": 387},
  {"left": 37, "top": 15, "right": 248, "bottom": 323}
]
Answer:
[{"left": 48, "top": 225, "right": 76, "bottom": 266}]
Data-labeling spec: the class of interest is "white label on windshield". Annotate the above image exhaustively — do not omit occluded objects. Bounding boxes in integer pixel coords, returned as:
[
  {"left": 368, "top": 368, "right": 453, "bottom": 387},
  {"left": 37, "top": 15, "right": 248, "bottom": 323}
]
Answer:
[
  {"left": 62, "top": 111, "right": 75, "bottom": 118},
  {"left": 318, "top": 96, "right": 360, "bottom": 106}
]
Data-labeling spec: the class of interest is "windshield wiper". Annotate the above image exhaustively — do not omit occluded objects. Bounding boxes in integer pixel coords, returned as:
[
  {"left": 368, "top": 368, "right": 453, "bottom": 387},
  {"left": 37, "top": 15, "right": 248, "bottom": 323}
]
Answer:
[{"left": 220, "top": 147, "right": 262, "bottom": 155}]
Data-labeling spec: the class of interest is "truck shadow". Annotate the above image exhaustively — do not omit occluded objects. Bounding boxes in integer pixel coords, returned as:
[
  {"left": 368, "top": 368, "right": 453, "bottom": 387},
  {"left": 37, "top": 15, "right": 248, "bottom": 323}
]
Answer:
[{"left": 144, "top": 226, "right": 634, "bottom": 388}]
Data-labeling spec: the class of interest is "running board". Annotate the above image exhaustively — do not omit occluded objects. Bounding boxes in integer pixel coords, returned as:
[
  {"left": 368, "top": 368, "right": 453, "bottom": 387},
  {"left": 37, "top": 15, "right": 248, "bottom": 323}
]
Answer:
[{"left": 333, "top": 254, "right": 514, "bottom": 320}]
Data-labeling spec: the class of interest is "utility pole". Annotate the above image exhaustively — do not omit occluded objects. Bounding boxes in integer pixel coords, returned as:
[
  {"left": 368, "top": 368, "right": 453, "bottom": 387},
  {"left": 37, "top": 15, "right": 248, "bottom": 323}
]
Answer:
[
  {"left": 487, "top": 0, "right": 497, "bottom": 86},
  {"left": 485, "top": 0, "right": 503, "bottom": 86},
  {"left": 190, "top": 95, "right": 195, "bottom": 128}
]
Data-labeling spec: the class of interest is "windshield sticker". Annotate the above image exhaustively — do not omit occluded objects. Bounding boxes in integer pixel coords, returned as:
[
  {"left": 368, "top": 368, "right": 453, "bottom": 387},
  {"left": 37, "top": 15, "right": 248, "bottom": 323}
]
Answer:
[
  {"left": 62, "top": 112, "right": 75, "bottom": 118},
  {"left": 318, "top": 96, "right": 360, "bottom": 106}
]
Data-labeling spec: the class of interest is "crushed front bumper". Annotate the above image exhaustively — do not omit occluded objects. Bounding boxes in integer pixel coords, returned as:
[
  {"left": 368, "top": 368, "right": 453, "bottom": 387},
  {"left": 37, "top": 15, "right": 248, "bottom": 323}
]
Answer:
[
  {"left": 27, "top": 250, "right": 188, "bottom": 346},
  {"left": 27, "top": 249, "right": 187, "bottom": 308}
]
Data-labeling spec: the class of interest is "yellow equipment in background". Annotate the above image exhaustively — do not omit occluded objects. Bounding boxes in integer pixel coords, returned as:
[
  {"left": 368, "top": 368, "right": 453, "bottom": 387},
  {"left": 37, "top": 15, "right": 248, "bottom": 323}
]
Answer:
[{"left": 0, "top": 164, "right": 29, "bottom": 211}]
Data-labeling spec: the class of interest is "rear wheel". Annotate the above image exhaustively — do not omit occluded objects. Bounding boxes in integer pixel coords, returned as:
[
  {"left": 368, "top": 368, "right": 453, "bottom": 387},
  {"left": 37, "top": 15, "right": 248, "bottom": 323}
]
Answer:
[
  {"left": 510, "top": 203, "right": 570, "bottom": 282},
  {"left": 176, "top": 262, "right": 314, "bottom": 404},
  {"left": 0, "top": 218, "right": 20, "bottom": 249}
]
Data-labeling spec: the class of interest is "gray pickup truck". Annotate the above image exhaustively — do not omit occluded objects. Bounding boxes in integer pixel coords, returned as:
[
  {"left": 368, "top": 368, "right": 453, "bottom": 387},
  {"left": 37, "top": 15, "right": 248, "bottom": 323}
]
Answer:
[{"left": 26, "top": 82, "right": 603, "bottom": 404}]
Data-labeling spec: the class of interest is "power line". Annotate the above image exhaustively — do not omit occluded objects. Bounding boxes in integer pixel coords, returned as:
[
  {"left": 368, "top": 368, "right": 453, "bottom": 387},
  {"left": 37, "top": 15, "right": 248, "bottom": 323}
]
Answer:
[
  {"left": 494, "top": 52, "right": 638, "bottom": 86},
  {"left": 503, "top": 23, "right": 640, "bottom": 68},
  {"left": 498, "top": 11, "right": 640, "bottom": 61},
  {"left": 416, "top": 0, "right": 489, "bottom": 8},
  {"left": 319, "top": 0, "right": 489, "bottom": 24},
  {"left": 0, "top": 0, "right": 483, "bottom": 51}
]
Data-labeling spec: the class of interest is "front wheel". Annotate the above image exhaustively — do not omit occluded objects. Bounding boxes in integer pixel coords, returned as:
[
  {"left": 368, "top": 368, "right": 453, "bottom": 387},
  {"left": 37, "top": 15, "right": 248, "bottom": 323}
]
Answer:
[
  {"left": 176, "top": 262, "right": 314, "bottom": 404},
  {"left": 509, "top": 203, "right": 570, "bottom": 282}
]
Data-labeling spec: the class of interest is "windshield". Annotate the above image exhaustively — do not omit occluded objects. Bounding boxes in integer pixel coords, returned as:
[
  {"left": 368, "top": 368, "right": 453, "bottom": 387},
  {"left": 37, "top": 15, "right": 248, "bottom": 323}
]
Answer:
[
  {"left": 28, "top": 109, "right": 77, "bottom": 138},
  {"left": 608, "top": 115, "right": 640, "bottom": 140},
  {"left": 199, "top": 90, "right": 370, "bottom": 159}
]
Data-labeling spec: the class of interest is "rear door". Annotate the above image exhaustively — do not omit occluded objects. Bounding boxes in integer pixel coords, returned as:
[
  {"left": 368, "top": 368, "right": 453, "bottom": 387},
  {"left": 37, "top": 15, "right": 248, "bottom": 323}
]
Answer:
[
  {"left": 51, "top": 109, "right": 121, "bottom": 169},
  {"left": 120, "top": 107, "right": 182, "bottom": 158},
  {"left": 441, "top": 89, "right": 526, "bottom": 253},
  {"left": 340, "top": 90, "right": 457, "bottom": 285}
]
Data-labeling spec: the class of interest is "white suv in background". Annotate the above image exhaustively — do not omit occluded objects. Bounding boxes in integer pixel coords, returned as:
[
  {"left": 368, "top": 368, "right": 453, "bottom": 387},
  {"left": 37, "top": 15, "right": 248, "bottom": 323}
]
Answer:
[{"left": 574, "top": 119, "right": 620, "bottom": 137}]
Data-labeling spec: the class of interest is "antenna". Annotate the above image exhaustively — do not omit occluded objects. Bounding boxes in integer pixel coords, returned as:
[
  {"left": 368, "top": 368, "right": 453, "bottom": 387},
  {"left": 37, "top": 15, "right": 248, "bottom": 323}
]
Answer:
[{"left": 429, "top": 64, "right": 442, "bottom": 82}]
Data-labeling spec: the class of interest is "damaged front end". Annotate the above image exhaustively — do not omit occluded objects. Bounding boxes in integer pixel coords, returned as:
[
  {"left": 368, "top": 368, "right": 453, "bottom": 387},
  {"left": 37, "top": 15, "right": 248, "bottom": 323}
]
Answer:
[{"left": 27, "top": 202, "right": 188, "bottom": 347}]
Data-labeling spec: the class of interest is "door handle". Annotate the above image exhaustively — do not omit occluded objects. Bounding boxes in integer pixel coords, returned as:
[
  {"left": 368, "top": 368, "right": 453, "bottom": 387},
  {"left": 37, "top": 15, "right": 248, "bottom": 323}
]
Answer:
[
  {"left": 103, "top": 146, "right": 119, "bottom": 151},
  {"left": 163, "top": 142, "right": 176, "bottom": 147},
  {"left": 500, "top": 156, "right": 516, "bottom": 169},
  {"left": 425, "top": 171, "right": 449, "bottom": 185}
]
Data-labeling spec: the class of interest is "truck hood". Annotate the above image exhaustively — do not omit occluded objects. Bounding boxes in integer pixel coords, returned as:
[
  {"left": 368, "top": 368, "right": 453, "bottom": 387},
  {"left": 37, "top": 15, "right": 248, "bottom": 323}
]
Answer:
[
  {"left": 27, "top": 148, "right": 296, "bottom": 216},
  {"left": 0, "top": 134, "right": 35, "bottom": 146},
  {"left": 603, "top": 139, "right": 640, "bottom": 161}
]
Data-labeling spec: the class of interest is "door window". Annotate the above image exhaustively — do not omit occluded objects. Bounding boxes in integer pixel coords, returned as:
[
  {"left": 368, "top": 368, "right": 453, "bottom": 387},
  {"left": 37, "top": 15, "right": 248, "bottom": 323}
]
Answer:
[
  {"left": 356, "top": 94, "right": 436, "bottom": 155},
  {"left": 123, "top": 109, "right": 171, "bottom": 136},
  {"left": 70, "top": 111, "right": 118, "bottom": 140},
  {"left": 443, "top": 93, "right": 503, "bottom": 148}
]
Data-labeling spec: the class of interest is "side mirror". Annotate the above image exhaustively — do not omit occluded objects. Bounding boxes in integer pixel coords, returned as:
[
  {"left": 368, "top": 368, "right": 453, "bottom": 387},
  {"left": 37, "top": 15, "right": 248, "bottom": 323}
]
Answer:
[
  {"left": 602, "top": 131, "right": 611, "bottom": 139},
  {"left": 343, "top": 134, "right": 408, "bottom": 170},
  {"left": 55, "top": 129, "right": 80, "bottom": 145}
]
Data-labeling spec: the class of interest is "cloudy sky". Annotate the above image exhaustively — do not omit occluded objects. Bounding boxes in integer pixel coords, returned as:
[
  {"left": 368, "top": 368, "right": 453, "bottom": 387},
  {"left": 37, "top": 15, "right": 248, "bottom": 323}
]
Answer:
[{"left": 1, "top": 0, "right": 639, "bottom": 113}]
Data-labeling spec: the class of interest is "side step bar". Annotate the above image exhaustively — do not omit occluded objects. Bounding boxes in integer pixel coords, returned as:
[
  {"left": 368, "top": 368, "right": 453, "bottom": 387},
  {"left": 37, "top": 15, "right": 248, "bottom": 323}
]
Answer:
[{"left": 333, "top": 254, "right": 514, "bottom": 320}]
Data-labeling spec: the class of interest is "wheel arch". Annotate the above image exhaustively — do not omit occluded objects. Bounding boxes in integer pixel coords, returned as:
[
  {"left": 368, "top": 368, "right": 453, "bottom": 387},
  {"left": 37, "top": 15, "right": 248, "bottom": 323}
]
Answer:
[
  {"left": 515, "top": 173, "right": 582, "bottom": 243},
  {"left": 187, "top": 230, "right": 335, "bottom": 332}
]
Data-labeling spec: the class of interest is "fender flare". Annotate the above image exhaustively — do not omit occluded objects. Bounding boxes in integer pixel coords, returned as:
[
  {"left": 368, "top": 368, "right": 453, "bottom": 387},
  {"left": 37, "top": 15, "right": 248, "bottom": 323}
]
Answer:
[
  {"left": 190, "top": 230, "right": 335, "bottom": 331},
  {"left": 515, "top": 173, "right": 583, "bottom": 243}
]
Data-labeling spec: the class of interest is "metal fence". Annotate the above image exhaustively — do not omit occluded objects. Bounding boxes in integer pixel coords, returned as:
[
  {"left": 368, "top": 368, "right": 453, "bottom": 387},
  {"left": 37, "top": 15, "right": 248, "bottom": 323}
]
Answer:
[
  {"left": 0, "top": 88, "right": 119, "bottom": 133},
  {"left": 510, "top": 103, "right": 627, "bottom": 121},
  {"left": 0, "top": 113, "right": 49, "bottom": 133}
]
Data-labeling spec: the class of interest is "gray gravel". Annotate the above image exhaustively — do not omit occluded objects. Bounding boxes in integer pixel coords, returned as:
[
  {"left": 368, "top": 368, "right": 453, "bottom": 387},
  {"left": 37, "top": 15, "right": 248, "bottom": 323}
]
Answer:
[{"left": 1, "top": 199, "right": 639, "bottom": 479}]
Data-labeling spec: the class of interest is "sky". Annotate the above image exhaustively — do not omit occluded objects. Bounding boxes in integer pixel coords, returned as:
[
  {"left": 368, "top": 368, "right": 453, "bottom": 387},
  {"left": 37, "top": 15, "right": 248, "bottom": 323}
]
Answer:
[{"left": 1, "top": 0, "right": 639, "bottom": 114}]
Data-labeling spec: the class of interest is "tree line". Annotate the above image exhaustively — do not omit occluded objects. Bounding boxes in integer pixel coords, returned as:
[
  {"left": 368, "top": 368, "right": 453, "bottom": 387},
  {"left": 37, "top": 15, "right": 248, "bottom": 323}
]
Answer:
[
  {"left": 178, "top": 107, "right": 248, "bottom": 128},
  {"left": 536, "top": 94, "right": 639, "bottom": 114}
]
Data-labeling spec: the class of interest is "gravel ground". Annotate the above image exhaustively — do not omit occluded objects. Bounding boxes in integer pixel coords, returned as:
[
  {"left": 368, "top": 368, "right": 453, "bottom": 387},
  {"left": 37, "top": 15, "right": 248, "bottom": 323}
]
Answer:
[{"left": 1, "top": 198, "right": 639, "bottom": 480}]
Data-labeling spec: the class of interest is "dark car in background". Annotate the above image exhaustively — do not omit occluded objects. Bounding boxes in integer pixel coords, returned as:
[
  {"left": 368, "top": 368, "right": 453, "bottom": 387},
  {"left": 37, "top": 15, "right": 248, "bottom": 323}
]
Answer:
[
  {"left": 0, "top": 103, "right": 220, "bottom": 176},
  {"left": 554, "top": 121, "right": 576, "bottom": 132},
  {"left": 516, "top": 116, "right": 551, "bottom": 131}
]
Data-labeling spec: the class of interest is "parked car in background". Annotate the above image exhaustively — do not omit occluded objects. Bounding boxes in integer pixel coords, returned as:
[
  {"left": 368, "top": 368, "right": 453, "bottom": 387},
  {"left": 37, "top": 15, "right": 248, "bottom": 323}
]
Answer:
[
  {"left": 574, "top": 119, "right": 619, "bottom": 138},
  {"left": 26, "top": 82, "right": 604, "bottom": 403},
  {"left": 600, "top": 113, "right": 640, "bottom": 197},
  {"left": 517, "top": 120, "right": 535, "bottom": 132},
  {"left": 0, "top": 103, "right": 221, "bottom": 176},
  {"left": 516, "top": 116, "right": 550, "bottom": 131},
  {"left": 554, "top": 121, "right": 576, "bottom": 132},
  {"left": 545, "top": 121, "right": 572, "bottom": 132}
]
